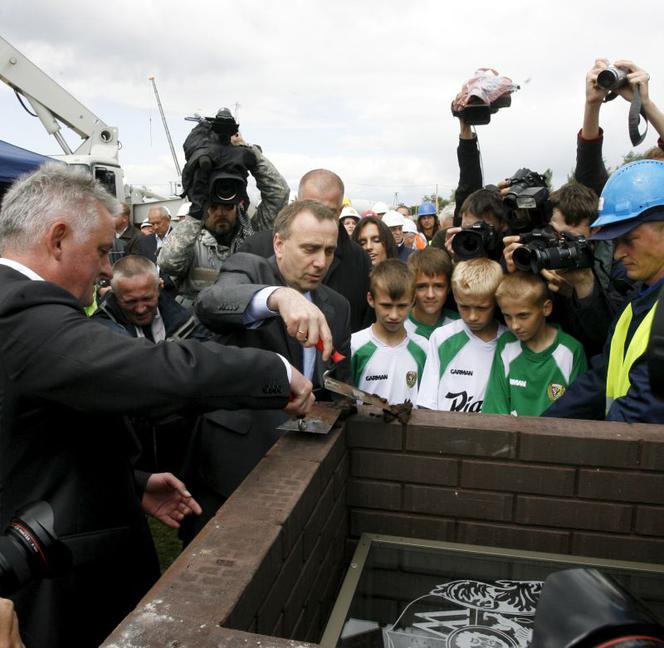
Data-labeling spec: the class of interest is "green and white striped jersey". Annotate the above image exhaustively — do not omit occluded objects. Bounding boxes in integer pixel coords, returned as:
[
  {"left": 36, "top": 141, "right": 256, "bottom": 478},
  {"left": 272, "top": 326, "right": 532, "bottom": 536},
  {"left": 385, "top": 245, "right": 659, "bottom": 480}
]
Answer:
[
  {"left": 404, "top": 309, "right": 459, "bottom": 345},
  {"left": 482, "top": 326, "right": 587, "bottom": 417},
  {"left": 417, "top": 319, "right": 506, "bottom": 412},
  {"left": 351, "top": 326, "right": 427, "bottom": 405}
]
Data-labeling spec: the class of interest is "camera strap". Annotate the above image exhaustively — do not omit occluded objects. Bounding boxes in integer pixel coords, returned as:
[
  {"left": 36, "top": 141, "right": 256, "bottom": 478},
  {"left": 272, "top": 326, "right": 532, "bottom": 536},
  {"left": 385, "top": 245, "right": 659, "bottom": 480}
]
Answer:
[
  {"left": 628, "top": 86, "right": 649, "bottom": 146},
  {"left": 605, "top": 87, "right": 649, "bottom": 146}
]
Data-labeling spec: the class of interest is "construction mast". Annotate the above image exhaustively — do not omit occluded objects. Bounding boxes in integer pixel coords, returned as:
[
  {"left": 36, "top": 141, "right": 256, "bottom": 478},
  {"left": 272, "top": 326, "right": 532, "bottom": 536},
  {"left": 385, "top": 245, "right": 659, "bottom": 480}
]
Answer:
[{"left": 148, "top": 75, "right": 181, "bottom": 177}]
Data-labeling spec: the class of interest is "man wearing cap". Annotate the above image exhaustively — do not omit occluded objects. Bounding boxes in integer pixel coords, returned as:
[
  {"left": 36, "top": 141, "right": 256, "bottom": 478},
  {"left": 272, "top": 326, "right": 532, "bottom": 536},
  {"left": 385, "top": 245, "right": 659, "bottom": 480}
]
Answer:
[
  {"left": 339, "top": 205, "right": 360, "bottom": 237},
  {"left": 417, "top": 200, "right": 440, "bottom": 243},
  {"left": 544, "top": 160, "right": 664, "bottom": 423},
  {"left": 158, "top": 137, "right": 289, "bottom": 304},
  {"left": 372, "top": 201, "right": 389, "bottom": 219},
  {"left": 382, "top": 209, "right": 413, "bottom": 261}
]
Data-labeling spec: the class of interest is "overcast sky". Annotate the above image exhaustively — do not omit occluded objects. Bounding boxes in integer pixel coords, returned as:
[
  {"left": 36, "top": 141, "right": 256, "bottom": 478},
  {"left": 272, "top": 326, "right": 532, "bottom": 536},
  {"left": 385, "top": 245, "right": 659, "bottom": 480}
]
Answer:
[{"left": 1, "top": 0, "right": 661, "bottom": 207}]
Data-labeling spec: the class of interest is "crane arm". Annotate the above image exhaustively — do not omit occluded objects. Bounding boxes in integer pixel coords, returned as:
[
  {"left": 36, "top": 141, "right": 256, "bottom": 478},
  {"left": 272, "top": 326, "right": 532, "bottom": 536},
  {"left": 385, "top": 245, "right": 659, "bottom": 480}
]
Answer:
[{"left": 0, "top": 35, "right": 117, "bottom": 160}]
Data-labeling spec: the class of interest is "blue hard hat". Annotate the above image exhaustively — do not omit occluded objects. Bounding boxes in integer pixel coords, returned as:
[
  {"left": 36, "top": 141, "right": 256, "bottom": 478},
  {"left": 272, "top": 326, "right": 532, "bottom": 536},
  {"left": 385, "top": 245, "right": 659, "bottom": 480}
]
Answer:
[
  {"left": 418, "top": 201, "right": 436, "bottom": 217},
  {"left": 593, "top": 159, "right": 664, "bottom": 229}
]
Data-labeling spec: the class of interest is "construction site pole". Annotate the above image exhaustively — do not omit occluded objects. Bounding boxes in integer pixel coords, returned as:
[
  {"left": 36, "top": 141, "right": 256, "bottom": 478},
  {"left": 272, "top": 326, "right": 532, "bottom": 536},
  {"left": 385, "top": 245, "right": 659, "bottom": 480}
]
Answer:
[{"left": 148, "top": 75, "right": 181, "bottom": 177}]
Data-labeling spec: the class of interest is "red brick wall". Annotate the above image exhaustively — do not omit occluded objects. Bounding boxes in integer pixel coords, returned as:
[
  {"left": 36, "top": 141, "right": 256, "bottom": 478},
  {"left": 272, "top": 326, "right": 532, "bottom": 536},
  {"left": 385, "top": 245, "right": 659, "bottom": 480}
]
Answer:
[
  {"left": 348, "top": 409, "right": 664, "bottom": 563},
  {"left": 102, "top": 422, "right": 348, "bottom": 647},
  {"left": 103, "top": 407, "right": 664, "bottom": 646}
]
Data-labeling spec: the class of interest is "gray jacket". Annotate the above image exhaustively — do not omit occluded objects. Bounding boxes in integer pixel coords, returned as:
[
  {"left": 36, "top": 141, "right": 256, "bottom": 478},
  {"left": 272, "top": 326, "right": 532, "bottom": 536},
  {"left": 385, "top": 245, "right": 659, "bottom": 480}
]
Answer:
[{"left": 158, "top": 144, "right": 289, "bottom": 300}]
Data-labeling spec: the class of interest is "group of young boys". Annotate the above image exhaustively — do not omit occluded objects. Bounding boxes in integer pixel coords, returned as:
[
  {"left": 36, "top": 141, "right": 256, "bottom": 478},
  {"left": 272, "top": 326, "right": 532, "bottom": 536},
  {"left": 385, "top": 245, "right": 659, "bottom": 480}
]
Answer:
[{"left": 350, "top": 248, "right": 588, "bottom": 416}]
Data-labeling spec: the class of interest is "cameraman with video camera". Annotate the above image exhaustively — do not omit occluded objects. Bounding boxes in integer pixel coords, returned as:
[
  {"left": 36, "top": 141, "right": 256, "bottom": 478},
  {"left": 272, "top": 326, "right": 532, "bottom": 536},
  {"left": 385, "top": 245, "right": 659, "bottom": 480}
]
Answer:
[
  {"left": 444, "top": 76, "right": 549, "bottom": 263},
  {"left": 159, "top": 125, "right": 289, "bottom": 304}
]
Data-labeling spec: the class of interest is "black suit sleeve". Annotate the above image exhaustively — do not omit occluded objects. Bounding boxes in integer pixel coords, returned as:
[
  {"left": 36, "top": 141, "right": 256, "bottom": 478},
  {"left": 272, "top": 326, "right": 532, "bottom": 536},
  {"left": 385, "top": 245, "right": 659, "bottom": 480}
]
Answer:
[
  {"left": 195, "top": 253, "right": 278, "bottom": 331},
  {"left": 2, "top": 281, "right": 290, "bottom": 418}
]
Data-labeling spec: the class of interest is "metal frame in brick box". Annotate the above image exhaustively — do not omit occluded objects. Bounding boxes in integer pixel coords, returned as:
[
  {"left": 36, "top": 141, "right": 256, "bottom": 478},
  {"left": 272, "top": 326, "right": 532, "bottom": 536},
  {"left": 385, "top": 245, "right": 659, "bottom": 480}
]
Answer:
[{"left": 103, "top": 406, "right": 664, "bottom": 647}]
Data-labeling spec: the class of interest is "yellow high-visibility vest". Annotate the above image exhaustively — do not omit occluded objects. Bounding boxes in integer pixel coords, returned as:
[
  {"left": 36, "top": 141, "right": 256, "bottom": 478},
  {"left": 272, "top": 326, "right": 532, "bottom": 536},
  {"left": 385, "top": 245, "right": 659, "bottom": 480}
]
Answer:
[{"left": 605, "top": 301, "right": 658, "bottom": 413}]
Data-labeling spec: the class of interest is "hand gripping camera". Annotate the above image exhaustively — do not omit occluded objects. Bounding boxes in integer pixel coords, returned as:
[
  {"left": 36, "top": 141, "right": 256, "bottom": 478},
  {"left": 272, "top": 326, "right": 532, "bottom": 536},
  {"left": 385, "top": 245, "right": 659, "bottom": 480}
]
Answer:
[
  {"left": 513, "top": 229, "right": 594, "bottom": 274},
  {"left": 452, "top": 221, "right": 502, "bottom": 260}
]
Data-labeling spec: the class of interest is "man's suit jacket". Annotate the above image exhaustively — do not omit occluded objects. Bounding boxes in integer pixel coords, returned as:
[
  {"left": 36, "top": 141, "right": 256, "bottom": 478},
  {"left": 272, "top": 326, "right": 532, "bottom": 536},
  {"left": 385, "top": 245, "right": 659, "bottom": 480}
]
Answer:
[
  {"left": 136, "top": 232, "right": 160, "bottom": 264},
  {"left": 238, "top": 224, "right": 373, "bottom": 332},
  {"left": 196, "top": 252, "right": 351, "bottom": 386},
  {"left": 118, "top": 223, "right": 142, "bottom": 256},
  {"left": 0, "top": 265, "right": 289, "bottom": 648},
  {"left": 192, "top": 252, "right": 351, "bottom": 498}
]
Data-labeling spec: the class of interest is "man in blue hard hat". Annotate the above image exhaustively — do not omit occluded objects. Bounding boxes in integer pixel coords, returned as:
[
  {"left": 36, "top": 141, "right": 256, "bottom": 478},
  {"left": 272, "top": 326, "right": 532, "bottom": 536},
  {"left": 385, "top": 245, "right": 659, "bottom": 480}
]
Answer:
[
  {"left": 417, "top": 200, "right": 439, "bottom": 243},
  {"left": 544, "top": 160, "right": 664, "bottom": 423}
]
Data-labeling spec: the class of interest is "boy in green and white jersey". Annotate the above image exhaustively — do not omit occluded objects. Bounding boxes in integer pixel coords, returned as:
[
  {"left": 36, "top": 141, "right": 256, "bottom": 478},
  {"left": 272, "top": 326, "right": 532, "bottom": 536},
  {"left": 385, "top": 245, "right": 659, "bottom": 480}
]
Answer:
[
  {"left": 483, "top": 272, "right": 587, "bottom": 416},
  {"left": 351, "top": 260, "right": 426, "bottom": 405},
  {"left": 418, "top": 258, "right": 505, "bottom": 412},
  {"left": 405, "top": 247, "right": 458, "bottom": 348}
]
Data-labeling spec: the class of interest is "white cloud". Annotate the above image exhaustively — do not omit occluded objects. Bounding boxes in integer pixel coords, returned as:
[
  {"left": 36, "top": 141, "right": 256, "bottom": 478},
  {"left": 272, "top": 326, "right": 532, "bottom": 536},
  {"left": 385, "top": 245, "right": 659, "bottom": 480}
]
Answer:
[{"left": 2, "top": 0, "right": 661, "bottom": 207}]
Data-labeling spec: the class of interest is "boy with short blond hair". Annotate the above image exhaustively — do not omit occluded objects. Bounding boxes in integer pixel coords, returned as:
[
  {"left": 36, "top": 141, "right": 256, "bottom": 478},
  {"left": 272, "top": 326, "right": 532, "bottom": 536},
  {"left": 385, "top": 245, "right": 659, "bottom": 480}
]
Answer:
[
  {"left": 351, "top": 260, "right": 426, "bottom": 404},
  {"left": 483, "top": 272, "right": 587, "bottom": 416},
  {"left": 405, "top": 247, "right": 459, "bottom": 347},
  {"left": 418, "top": 258, "right": 505, "bottom": 412}
]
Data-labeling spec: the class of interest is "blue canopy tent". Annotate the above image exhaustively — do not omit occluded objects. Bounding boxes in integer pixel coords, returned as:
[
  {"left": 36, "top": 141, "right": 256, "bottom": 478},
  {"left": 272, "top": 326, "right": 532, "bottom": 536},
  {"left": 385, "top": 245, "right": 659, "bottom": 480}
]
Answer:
[{"left": 0, "top": 140, "right": 51, "bottom": 182}]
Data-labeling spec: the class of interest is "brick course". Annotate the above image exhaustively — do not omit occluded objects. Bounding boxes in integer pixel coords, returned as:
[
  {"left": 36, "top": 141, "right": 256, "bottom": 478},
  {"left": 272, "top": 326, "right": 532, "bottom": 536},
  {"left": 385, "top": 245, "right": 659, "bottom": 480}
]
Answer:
[{"left": 104, "top": 406, "right": 664, "bottom": 647}]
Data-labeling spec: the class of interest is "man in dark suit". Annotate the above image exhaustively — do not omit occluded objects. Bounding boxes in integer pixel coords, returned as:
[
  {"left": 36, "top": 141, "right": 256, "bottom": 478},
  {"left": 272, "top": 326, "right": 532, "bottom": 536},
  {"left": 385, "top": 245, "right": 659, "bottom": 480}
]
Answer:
[
  {"left": 187, "top": 199, "right": 351, "bottom": 539},
  {"left": 114, "top": 201, "right": 141, "bottom": 255},
  {"left": 238, "top": 169, "right": 373, "bottom": 332},
  {"left": 0, "top": 164, "right": 313, "bottom": 648},
  {"left": 136, "top": 204, "right": 173, "bottom": 264}
]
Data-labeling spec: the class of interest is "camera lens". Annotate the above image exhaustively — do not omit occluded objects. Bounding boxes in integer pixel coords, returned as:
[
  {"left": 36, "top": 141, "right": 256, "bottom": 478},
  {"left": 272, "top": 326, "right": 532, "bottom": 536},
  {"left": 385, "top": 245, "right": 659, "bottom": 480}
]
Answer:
[
  {"left": 452, "top": 230, "right": 484, "bottom": 260},
  {"left": 213, "top": 179, "right": 239, "bottom": 202},
  {"left": 513, "top": 246, "right": 540, "bottom": 273},
  {"left": 0, "top": 502, "right": 71, "bottom": 597},
  {"left": 597, "top": 67, "right": 627, "bottom": 91}
]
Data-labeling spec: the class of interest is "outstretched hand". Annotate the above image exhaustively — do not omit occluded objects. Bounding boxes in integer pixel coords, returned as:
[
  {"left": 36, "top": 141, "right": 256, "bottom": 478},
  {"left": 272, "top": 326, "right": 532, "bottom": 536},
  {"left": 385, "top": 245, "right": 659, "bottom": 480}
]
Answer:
[
  {"left": 141, "top": 473, "right": 202, "bottom": 529},
  {"left": 268, "top": 287, "right": 334, "bottom": 361},
  {"left": 586, "top": 58, "right": 611, "bottom": 105},
  {"left": 612, "top": 60, "right": 651, "bottom": 106}
]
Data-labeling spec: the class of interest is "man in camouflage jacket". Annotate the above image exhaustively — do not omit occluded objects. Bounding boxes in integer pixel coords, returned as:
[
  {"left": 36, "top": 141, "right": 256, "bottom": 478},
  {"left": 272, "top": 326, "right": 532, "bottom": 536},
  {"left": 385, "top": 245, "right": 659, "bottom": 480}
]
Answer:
[{"left": 158, "top": 139, "right": 289, "bottom": 303}]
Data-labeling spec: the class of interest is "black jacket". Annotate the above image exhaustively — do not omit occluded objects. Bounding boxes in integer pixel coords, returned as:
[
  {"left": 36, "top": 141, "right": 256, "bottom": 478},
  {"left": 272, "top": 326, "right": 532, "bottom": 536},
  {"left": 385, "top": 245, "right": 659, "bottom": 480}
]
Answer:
[
  {"left": 0, "top": 265, "right": 289, "bottom": 648},
  {"left": 191, "top": 253, "right": 351, "bottom": 499}
]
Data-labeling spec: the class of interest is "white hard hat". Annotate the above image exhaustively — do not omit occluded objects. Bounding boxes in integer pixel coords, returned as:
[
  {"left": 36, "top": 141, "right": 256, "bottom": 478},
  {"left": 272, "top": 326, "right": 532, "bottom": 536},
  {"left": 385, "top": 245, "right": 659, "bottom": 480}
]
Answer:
[
  {"left": 177, "top": 201, "right": 191, "bottom": 218},
  {"left": 382, "top": 210, "right": 405, "bottom": 228},
  {"left": 372, "top": 201, "right": 389, "bottom": 215},
  {"left": 402, "top": 218, "right": 418, "bottom": 234},
  {"left": 339, "top": 206, "right": 360, "bottom": 221}
]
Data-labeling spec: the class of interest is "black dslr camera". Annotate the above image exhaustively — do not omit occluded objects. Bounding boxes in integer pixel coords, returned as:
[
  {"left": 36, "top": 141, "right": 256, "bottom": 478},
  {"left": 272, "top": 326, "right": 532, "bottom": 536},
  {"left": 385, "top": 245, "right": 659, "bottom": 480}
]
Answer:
[
  {"left": 503, "top": 168, "right": 550, "bottom": 211},
  {"left": 452, "top": 221, "right": 502, "bottom": 260},
  {"left": 0, "top": 501, "right": 71, "bottom": 596},
  {"left": 513, "top": 229, "right": 594, "bottom": 274}
]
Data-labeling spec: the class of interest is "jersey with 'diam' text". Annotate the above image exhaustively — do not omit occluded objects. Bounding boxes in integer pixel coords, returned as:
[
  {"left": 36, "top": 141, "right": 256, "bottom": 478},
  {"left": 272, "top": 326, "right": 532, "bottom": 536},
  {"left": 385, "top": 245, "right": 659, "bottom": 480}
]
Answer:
[{"left": 417, "top": 319, "right": 505, "bottom": 412}]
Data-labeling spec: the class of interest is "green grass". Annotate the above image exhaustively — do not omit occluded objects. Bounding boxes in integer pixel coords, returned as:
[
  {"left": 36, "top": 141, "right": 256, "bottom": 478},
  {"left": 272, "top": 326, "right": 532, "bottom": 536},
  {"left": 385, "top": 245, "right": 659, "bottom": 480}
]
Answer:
[{"left": 148, "top": 516, "right": 183, "bottom": 573}]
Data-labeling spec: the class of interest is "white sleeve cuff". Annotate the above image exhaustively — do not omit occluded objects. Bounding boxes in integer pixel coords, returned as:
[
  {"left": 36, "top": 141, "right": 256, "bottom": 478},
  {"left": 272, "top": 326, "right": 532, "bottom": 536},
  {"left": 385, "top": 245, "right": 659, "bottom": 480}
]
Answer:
[
  {"left": 242, "top": 286, "right": 281, "bottom": 327},
  {"left": 276, "top": 353, "right": 292, "bottom": 385}
]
